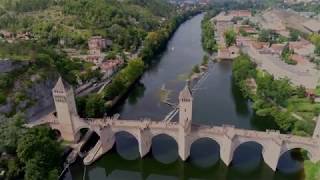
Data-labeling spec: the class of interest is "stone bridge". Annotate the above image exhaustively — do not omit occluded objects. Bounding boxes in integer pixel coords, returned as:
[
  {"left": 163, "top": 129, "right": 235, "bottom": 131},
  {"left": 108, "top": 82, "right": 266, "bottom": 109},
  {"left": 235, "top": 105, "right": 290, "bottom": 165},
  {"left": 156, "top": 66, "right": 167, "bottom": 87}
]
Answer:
[
  {"left": 31, "top": 77, "right": 320, "bottom": 171},
  {"left": 81, "top": 117, "right": 320, "bottom": 171}
]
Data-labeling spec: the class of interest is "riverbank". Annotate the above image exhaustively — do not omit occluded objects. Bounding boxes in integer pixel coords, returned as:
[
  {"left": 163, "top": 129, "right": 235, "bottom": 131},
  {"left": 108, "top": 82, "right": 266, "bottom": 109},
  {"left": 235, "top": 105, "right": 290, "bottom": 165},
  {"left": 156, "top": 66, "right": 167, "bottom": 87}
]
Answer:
[
  {"left": 106, "top": 9, "right": 204, "bottom": 107},
  {"left": 76, "top": 9, "right": 204, "bottom": 118},
  {"left": 232, "top": 53, "right": 320, "bottom": 179},
  {"left": 232, "top": 54, "right": 320, "bottom": 135}
]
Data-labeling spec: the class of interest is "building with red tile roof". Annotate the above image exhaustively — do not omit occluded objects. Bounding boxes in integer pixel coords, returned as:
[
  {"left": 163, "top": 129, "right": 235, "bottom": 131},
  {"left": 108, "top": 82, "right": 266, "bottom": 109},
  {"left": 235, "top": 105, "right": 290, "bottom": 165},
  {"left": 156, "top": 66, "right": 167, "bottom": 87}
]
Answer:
[
  {"left": 289, "top": 39, "right": 315, "bottom": 56},
  {"left": 290, "top": 54, "right": 308, "bottom": 64},
  {"left": 270, "top": 44, "right": 286, "bottom": 55},
  {"left": 100, "top": 59, "right": 124, "bottom": 77},
  {"left": 88, "top": 36, "right": 107, "bottom": 55},
  {"left": 228, "top": 10, "right": 252, "bottom": 18}
]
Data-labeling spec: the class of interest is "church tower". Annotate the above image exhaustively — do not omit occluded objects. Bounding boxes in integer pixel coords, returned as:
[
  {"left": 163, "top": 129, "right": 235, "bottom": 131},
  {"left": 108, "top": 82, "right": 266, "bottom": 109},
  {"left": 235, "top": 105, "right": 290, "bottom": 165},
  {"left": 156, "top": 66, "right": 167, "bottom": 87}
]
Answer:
[
  {"left": 52, "top": 77, "right": 79, "bottom": 142},
  {"left": 179, "top": 82, "right": 193, "bottom": 133}
]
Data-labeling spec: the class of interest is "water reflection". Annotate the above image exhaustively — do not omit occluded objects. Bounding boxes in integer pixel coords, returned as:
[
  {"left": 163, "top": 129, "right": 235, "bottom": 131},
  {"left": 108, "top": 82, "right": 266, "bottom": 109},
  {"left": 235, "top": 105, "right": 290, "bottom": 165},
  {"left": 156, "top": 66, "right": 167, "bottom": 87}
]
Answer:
[
  {"left": 115, "top": 132, "right": 140, "bottom": 160},
  {"left": 189, "top": 138, "right": 220, "bottom": 168},
  {"left": 76, "top": 151, "right": 305, "bottom": 180},
  {"left": 151, "top": 134, "right": 179, "bottom": 164},
  {"left": 128, "top": 83, "right": 146, "bottom": 105},
  {"left": 232, "top": 142, "right": 263, "bottom": 171},
  {"left": 277, "top": 149, "right": 305, "bottom": 174},
  {"left": 231, "top": 79, "right": 251, "bottom": 117}
]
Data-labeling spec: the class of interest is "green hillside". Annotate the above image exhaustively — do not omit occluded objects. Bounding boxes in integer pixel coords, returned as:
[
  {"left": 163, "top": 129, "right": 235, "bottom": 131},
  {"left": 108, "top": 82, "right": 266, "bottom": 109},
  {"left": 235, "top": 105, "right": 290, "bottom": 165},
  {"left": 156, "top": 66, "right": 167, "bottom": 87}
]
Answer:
[{"left": 0, "top": 0, "right": 176, "bottom": 51}]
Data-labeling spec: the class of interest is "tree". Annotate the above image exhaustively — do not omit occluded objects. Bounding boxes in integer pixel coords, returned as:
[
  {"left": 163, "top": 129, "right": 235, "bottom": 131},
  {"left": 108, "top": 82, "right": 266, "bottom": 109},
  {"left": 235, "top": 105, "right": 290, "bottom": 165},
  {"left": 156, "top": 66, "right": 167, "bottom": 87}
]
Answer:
[
  {"left": 309, "top": 33, "right": 320, "bottom": 55},
  {"left": 0, "top": 113, "right": 25, "bottom": 154},
  {"left": 6, "top": 158, "right": 23, "bottom": 179},
  {"left": 192, "top": 65, "right": 200, "bottom": 73},
  {"left": 258, "top": 29, "right": 277, "bottom": 43},
  {"left": 104, "top": 58, "right": 144, "bottom": 101},
  {"left": 202, "top": 55, "right": 209, "bottom": 66},
  {"left": 84, "top": 94, "right": 105, "bottom": 118},
  {"left": 315, "top": 44, "right": 320, "bottom": 56},
  {"left": 289, "top": 30, "right": 300, "bottom": 41},
  {"left": 201, "top": 16, "right": 217, "bottom": 53},
  {"left": 224, "top": 29, "right": 236, "bottom": 47},
  {"left": 281, "top": 44, "right": 296, "bottom": 65},
  {"left": 232, "top": 54, "right": 256, "bottom": 82},
  {"left": 17, "top": 127, "right": 61, "bottom": 180}
]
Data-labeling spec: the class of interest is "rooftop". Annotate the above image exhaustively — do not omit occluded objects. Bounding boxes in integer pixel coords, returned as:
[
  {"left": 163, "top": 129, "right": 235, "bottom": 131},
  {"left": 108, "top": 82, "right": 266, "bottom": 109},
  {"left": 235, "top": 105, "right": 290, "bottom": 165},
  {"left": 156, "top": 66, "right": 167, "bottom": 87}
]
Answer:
[
  {"left": 228, "top": 10, "right": 252, "bottom": 17},
  {"left": 303, "top": 19, "right": 320, "bottom": 32},
  {"left": 290, "top": 54, "right": 308, "bottom": 64},
  {"left": 179, "top": 83, "right": 192, "bottom": 100},
  {"left": 53, "top": 77, "right": 72, "bottom": 93},
  {"left": 212, "top": 12, "right": 234, "bottom": 22}
]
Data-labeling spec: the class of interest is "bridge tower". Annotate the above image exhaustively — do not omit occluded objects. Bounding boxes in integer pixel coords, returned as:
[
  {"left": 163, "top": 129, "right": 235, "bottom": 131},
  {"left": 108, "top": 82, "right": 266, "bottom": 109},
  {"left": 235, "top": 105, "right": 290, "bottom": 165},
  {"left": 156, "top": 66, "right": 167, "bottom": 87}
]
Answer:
[
  {"left": 52, "top": 77, "right": 80, "bottom": 142},
  {"left": 178, "top": 82, "right": 193, "bottom": 160}
]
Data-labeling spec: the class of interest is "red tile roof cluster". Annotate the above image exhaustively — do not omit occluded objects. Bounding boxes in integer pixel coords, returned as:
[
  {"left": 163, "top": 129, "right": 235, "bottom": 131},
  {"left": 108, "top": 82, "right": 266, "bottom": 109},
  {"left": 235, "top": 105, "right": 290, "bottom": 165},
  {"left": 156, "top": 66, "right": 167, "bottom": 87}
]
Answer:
[
  {"left": 100, "top": 59, "right": 124, "bottom": 71},
  {"left": 290, "top": 54, "right": 307, "bottom": 64},
  {"left": 270, "top": 44, "right": 286, "bottom": 54},
  {"left": 229, "top": 10, "right": 252, "bottom": 17},
  {"left": 252, "top": 42, "right": 269, "bottom": 50},
  {"left": 289, "top": 39, "right": 312, "bottom": 50}
]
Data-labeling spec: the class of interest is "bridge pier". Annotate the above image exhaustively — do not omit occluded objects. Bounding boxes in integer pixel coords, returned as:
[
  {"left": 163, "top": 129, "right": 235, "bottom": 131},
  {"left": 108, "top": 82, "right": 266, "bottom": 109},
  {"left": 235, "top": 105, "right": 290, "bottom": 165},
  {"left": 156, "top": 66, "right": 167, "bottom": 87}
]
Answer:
[
  {"left": 138, "top": 129, "right": 152, "bottom": 158},
  {"left": 262, "top": 141, "right": 281, "bottom": 171},
  {"left": 100, "top": 127, "right": 115, "bottom": 154},
  {"left": 178, "top": 135, "right": 190, "bottom": 161},
  {"left": 220, "top": 137, "right": 233, "bottom": 166}
]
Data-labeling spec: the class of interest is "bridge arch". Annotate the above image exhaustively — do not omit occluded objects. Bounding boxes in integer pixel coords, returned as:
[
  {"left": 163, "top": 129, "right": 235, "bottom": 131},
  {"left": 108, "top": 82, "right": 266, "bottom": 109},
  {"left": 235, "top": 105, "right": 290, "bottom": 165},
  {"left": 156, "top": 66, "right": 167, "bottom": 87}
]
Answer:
[
  {"left": 51, "top": 128, "right": 62, "bottom": 139},
  {"left": 151, "top": 133, "right": 179, "bottom": 164},
  {"left": 74, "top": 124, "right": 91, "bottom": 142},
  {"left": 114, "top": 131, "right": 140, "bottom": 160},
  {"left": 189, "top": 137, "right": 221, "bottom": 167},
  {"left": 231, "top": 140, "right": 264, "bottom": 169},
  {"left": 187, "top": 135, "right": 224, "bottom": 161},
  {"left": 280, "top": 144, "right": 320, "bottom": 163},
  {"left": 112, "top": 128, "right": 140, "bottom": 142}
]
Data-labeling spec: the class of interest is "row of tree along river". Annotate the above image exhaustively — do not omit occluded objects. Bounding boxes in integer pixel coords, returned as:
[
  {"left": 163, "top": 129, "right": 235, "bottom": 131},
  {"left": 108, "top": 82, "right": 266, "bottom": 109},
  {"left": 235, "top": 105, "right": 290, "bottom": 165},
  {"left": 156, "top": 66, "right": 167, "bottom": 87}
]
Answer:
[{"left": 66, "top": 14, "right": 307, "bottom": 180}]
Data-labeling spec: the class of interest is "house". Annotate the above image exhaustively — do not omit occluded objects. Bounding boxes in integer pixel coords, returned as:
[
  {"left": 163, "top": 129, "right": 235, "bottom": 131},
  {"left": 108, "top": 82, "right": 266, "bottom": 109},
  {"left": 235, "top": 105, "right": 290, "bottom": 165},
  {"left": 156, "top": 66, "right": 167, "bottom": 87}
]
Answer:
[
  {"left": 303, "top": 19, "right": 320, "bottom": 33},
  {"left": 88, "top": 36, "right": 107, "bottom": 55},
  {"left": 261, "top": 11, "right": 287, "bottom": 32},
  {"left": 217, "top": 46, "right": 239, "bottom": 60},
  {"left": 0, "top": 30, "right": 12, "bottom": 39},
  {"left": 228, "top": 10, "right": 252, "bottom": 18},
  {"left": 86, "top": 55, "right": 104, "bottom": 65},
  {"left": 251, "top": 42, "right": 270, "bottom": 50},
  {"left": 100, "top": 59, "right": 124, "bottom": 77},
  {"left": 16, "top": 32, "right": 32, "bottom": 40},
  {"left": 289, "top": 39, "right": 315, "bottom": 56},
  {"left": 290, "top": 54, "right": 308, "bottom": 64},
  {"left": 236, "top": 36, "right": 254, "bottom": 47},
  {"left": 270, "top": 44, "right": 286, "bottom": 55},
  {"left": 198, "top": 0, "right": 210, "bottom": 5}
]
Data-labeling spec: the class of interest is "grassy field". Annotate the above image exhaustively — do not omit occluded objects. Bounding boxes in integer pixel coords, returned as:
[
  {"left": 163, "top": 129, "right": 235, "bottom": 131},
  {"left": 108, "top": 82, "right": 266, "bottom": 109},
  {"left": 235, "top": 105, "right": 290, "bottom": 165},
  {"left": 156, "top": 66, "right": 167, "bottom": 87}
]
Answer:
[{"left": 304, "top": 161, "right": 320, "bottom": 180}]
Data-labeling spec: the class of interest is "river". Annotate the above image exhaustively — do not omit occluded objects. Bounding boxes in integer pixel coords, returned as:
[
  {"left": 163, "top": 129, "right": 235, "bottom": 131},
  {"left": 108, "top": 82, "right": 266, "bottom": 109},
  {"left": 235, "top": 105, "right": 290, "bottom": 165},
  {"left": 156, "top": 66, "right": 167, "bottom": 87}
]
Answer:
[{"left": 67, "top": 14, "right": 306, "bottom": 180}]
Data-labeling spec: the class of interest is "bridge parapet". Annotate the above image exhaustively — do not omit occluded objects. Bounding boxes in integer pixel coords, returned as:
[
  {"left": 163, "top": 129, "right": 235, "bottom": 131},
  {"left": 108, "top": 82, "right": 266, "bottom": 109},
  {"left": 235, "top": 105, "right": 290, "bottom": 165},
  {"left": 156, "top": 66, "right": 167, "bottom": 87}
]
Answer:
[
  {"left": 138, "top": 119, "right": 152, "bottom": 130},
  {"left": 222, "top": 124, "right": 236, "bottom": 139},
  {"left": 280, "top": 134, "right": 316, "bottom": 146}
]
